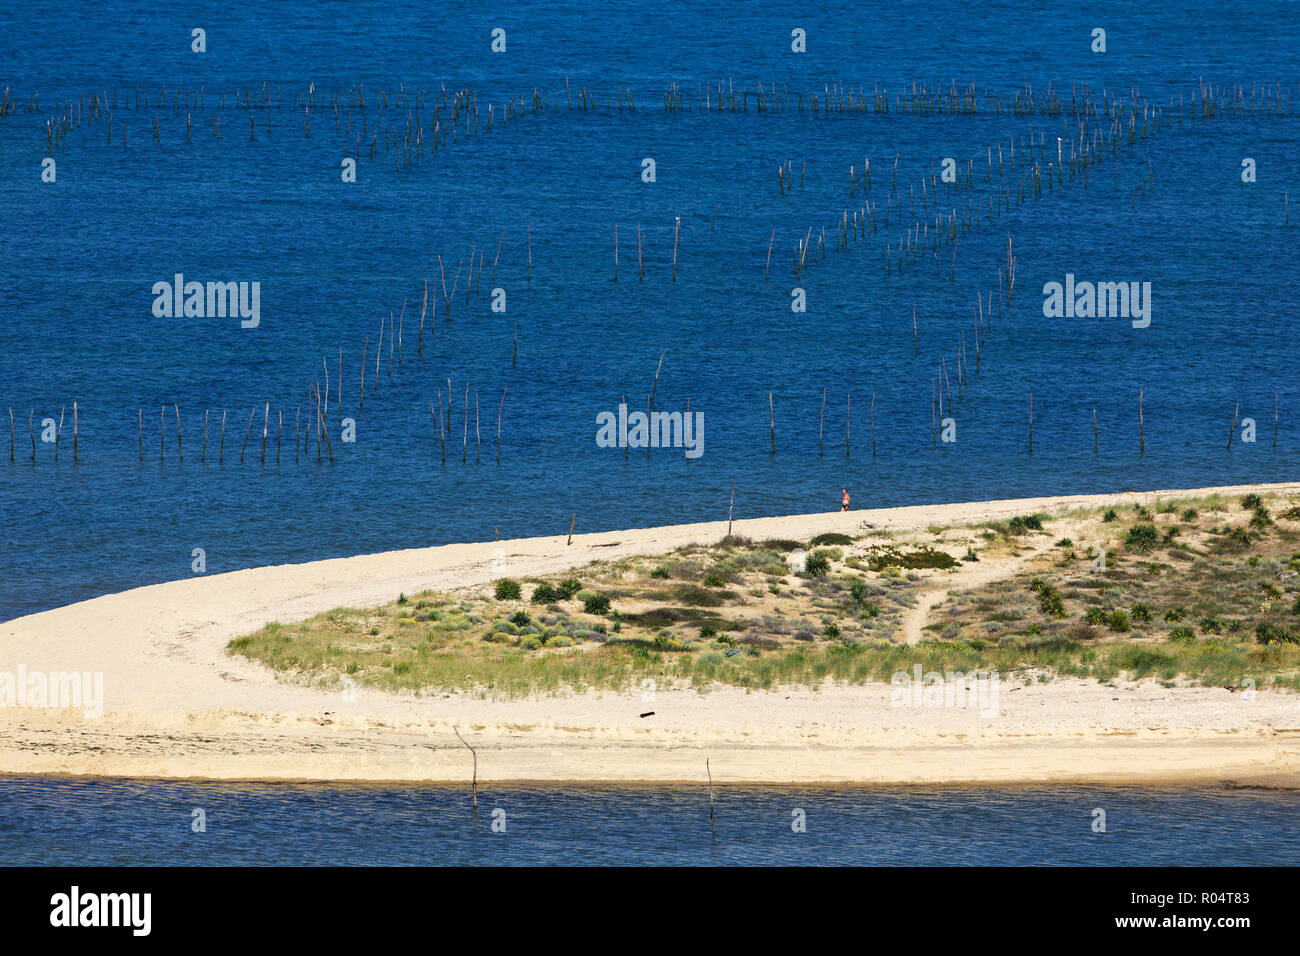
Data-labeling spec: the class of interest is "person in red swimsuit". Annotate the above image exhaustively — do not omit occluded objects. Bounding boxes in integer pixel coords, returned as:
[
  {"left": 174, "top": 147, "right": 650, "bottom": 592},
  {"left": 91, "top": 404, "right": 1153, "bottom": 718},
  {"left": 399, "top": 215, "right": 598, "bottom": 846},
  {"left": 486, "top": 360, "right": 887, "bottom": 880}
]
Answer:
[{"left": 841, "top": 488, "right": 851, "bottom": 511}]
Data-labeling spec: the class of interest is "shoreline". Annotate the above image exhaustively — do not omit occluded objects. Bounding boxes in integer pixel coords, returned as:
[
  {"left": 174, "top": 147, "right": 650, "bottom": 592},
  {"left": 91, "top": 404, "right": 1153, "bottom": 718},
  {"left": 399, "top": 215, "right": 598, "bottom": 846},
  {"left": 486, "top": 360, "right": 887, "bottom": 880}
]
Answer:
[{"left": 3, "top": 480, "right": 1300, "bottom": 786}]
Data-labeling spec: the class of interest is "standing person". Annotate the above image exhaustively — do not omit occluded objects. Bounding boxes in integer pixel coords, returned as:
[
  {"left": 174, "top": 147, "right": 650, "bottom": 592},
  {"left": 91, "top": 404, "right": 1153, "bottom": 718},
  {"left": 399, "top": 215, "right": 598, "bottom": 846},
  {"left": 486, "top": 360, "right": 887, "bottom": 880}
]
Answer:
[{"left": 841, "top": 488, "right": 851, "bottom": 511}]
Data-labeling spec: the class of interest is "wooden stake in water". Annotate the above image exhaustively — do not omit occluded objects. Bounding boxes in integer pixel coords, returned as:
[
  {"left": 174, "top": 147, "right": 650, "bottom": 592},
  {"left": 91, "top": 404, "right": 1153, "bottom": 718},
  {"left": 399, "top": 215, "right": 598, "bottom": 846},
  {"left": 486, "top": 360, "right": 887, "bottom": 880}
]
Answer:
[
  {"left": 707, "top": 758, "right": 716, "bottom": 835},
  {"left": 672, "top": 216, "right": 680, "bottom": 281},
  {"left": 846, "top": 392, "right": 851, "bottom": 457},
  {"left": 219, "top": 410, "right": 226, "bottom": 464},
  {"left": 240, "top": 407, "right": 254, "bottom": 464},
  {"left": 1139, "top": 388, "right": 1145, "bottom": 454},
  {"left": 1228, "top": 403, "right": 1239, "bottom": 451},
  {"left": 451, "top": 727, "right": 478, "bottom": 810},
  {"left": 418, "top": 281, "right": 428, "bottom": 354},
  {"left": 360, "top": 336, "right": 368, "bottom": 409},
  {"left": 727, "top": 480, "right": 735, "bottom": 536},
  {"left": 818, "top": 388, "right": 826, "bottom": 456},
  {"left": 72, "top": 402, "right": 78, "bottom": 462},
  {"left": 497, "top": 386, "right": 507, "bottom": 464},
  {"left": 769, "top": 393, "right": 775, "bottom": 454}
]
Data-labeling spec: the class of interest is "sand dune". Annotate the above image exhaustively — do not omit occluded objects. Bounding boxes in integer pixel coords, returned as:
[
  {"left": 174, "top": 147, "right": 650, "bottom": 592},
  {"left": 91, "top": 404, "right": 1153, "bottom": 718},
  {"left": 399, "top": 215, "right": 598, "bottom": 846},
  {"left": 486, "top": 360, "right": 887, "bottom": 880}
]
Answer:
[{"left": 3, "top": 481, "right": 1299, "bottom": 785}]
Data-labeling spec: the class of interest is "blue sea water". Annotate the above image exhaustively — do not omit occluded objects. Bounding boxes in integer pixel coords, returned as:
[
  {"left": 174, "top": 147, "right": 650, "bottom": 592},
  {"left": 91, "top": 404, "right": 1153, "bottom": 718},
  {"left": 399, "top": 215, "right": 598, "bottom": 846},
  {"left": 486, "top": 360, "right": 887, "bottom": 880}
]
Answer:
[
  {"left": 0, "top": 1, "right": 1297, "bottom": 621},
  {"left": 0, "top": 776, "right": 1295, "bottom": 866}
]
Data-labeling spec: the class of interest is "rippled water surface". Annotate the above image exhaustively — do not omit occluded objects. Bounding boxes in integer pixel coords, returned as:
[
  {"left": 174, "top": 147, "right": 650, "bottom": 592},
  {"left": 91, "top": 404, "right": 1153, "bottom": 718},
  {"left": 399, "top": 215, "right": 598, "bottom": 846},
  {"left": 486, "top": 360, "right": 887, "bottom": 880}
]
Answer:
[
  {"left": 1, "top": 777, "right": 1296, "bottom": 865},
  {"left": 1, "top": 1, "right": 1297, "bottom": 620}
]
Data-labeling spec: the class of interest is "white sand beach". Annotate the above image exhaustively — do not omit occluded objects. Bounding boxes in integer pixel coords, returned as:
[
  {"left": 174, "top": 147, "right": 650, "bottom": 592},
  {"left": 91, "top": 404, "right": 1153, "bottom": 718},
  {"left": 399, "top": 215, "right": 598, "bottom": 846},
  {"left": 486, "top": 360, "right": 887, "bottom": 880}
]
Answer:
[{"left": 2, "top": 482, "right": 1299, "bottom": 786}]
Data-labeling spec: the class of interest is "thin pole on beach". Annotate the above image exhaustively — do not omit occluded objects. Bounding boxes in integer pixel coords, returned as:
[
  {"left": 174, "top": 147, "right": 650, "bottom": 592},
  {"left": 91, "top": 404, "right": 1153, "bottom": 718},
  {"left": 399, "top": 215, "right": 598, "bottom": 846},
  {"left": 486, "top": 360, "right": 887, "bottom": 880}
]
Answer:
[
  {"left": 567, "top": 513, "right": 576, "bottom": 546},
  {"left": 451, "top": 727, "right": 478, "bottom": 810}
]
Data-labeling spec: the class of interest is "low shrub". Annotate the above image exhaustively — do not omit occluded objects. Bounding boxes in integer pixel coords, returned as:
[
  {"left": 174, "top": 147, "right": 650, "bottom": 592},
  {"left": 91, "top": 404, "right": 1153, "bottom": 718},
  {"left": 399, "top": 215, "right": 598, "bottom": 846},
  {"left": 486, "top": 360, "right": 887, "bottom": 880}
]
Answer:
[
  {"left": 1125, "top": 523, "right": 1160, "bottom": 553},
  {"left": 811, "top": 532, "right": 854, "bottom": 547},
  {"left": 531, "top": 583, "right": 559, "bottom": 604},
  {"left": 805, "top": 551, "right": 832, "bottom": 576}
]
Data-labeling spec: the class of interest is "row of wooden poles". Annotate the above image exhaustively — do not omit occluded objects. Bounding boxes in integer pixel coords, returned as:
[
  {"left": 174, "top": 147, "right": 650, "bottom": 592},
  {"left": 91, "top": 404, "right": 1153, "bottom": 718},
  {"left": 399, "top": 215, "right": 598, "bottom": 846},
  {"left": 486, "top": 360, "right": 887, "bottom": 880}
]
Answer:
[
  {"left": 744, "top": 390, "right": 1285, "bottom": 458},
  {"left": 3, "top": 381, "right": 506, "bottom": 467},
  {"left": 34, "top": 74, "right": 1293, "bottom": 164},
  {"left": 2, "top": 227, "right": 542, "bottom": 470},
  {"left": 7, "top": 387, "right": 1283, "bottom": 465},
  {"left": 18, "top": 75, "right": 1299, "bottom": 127},
  {"left": 35, "top": 76, "right": 629, "bottom": 163},
  {"left": 780, "top": 74, "right": 1263, "bottom": 285}
]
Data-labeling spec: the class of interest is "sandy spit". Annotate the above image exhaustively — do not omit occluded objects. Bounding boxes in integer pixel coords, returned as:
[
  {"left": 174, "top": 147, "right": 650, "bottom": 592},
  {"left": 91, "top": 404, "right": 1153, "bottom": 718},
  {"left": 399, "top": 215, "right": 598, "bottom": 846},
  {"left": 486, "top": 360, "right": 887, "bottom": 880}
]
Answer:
[{"left": 3, "top": 482, "right": 1299, "bottom": 786}]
